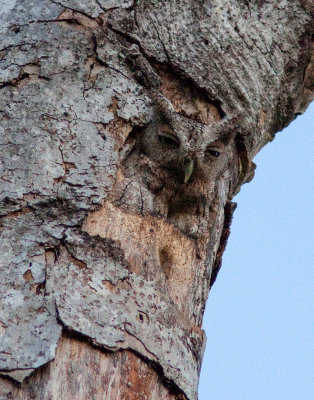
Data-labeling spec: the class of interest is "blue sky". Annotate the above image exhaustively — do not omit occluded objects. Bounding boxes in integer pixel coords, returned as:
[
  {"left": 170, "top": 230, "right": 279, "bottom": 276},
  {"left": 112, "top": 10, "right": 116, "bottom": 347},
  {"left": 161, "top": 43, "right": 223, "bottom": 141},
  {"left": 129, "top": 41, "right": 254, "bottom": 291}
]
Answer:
[{"left": 199, "top": 102, "right": 314, "bottom": 400}]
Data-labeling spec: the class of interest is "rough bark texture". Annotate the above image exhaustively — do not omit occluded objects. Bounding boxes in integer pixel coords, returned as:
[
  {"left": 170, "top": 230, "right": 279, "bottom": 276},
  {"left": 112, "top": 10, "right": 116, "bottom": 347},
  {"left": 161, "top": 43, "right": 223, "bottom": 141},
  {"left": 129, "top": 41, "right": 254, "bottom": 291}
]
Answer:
[
  {"left": 0, "top": 1, "right": 313, "bottom": 399},
  {"left": 0, "top": 333, "right": 186, "bottom": 400}
]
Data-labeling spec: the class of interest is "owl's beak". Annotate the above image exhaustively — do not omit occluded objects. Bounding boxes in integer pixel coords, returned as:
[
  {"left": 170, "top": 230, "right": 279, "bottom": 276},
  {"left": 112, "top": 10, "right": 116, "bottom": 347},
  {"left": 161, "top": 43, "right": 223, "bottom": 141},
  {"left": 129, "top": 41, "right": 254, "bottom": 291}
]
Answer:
[{"left": 184, "top": 159, "right": 195, "bottom": 183}]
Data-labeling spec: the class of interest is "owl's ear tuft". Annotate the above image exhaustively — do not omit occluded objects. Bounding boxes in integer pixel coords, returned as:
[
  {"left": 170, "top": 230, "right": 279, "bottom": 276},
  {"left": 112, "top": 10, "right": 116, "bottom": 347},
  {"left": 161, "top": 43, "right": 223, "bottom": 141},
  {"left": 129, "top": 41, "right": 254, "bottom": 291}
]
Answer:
[
  {"left": 214, "top": 114, "right": 247, "bottom": 144},
  {"left": 125, "top": 48, "right": 161, "bottom": 90},
  {"left": 119, "top": 125, "right": 144, "bottom": 162},
  {"left": 151, "top": 91, "right": 176, "bottom": 116}
]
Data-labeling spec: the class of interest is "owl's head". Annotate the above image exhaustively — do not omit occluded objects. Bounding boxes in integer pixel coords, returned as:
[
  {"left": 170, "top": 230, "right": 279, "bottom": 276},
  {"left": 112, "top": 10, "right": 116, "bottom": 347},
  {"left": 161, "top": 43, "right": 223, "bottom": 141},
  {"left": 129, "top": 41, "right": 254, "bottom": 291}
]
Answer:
[{"left": 140, "top": 93, "right": 237, "bottom": 185}]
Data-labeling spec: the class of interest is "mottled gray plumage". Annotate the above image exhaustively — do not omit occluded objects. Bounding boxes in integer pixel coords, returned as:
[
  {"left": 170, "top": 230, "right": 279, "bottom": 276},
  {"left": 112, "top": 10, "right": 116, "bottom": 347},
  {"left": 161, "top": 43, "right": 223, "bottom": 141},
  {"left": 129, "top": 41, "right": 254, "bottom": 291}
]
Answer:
[
  {"left": 140, "top": 92, "right": 235, "bottom": 187},
  {"left": 122, "top": 92, "right": 239, "bottom": 238}
]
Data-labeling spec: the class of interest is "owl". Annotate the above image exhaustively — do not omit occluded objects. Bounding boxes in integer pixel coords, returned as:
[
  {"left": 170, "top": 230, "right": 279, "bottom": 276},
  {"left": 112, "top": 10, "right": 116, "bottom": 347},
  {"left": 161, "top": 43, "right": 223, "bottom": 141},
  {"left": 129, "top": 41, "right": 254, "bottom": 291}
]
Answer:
[
  {"left": 134, "top": 92, "right": 239, "bottom": 237},
  {"left": 141, "top": 93, "right": 235, "bottom": 185}
]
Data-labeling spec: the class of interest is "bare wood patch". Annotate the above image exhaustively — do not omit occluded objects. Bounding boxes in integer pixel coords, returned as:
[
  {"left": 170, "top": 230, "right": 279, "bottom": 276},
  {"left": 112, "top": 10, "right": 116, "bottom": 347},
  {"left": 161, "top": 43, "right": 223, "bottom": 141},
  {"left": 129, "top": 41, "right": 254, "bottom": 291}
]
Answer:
[
  {"left": 23, "top": 269, "right": 34, "bottom": 282},
  {"left": 57, "top": 9, "right": 101, "bottom": 31},
  {"left": 1, "top": 207, "right": 33, "bottom": 219},
  {"left": 85, "top": 55, "right": 107, "bottom": 82},
  {"left": 68, "top": 254, "right": 87, "bottom": 269},
  {"left": 0, "top": 335, "right": 187, "bottom": 400},
  {"left": 83, "top": 201, "right": 199, "bottom": 310},
  {"left": 156, "top": 65, "right": 222, "bottom": 124}
]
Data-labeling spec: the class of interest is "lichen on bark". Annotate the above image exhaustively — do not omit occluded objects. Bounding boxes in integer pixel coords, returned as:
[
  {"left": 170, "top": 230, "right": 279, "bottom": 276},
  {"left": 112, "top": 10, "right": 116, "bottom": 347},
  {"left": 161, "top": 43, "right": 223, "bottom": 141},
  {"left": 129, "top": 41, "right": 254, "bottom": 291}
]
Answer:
[{"left": 0, "top": 1, "right": 312, "bottom": 399}]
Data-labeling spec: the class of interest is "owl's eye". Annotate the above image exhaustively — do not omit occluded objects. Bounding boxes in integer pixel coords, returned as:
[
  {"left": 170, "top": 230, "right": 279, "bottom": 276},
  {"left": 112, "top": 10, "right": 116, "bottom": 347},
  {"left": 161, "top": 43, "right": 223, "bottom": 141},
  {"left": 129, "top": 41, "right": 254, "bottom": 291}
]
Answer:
[
  {"left": 205, "top": 147, "right": 221, "bottom": 160},
  {"left": 158, "top": 133, "right": 180, "bottom": 148},
  {"left": 208, "top": 150, "right": 220, "bottom": 157}
]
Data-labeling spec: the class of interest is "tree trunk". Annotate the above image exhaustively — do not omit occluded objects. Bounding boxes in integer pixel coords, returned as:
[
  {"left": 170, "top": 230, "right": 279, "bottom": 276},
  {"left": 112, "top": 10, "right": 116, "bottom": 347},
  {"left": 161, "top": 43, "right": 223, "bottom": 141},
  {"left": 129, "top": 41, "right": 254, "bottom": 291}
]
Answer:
[{"left": 0, "top": 1, "right": 312, "bottom": 399}]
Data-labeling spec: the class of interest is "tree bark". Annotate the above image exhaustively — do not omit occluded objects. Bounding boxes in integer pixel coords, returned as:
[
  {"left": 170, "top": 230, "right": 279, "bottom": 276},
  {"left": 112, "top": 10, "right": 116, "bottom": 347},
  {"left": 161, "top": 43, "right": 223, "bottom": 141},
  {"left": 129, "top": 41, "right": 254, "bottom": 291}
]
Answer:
[{"left": 0, "top": 1, "right": 312, "bottom": 399}]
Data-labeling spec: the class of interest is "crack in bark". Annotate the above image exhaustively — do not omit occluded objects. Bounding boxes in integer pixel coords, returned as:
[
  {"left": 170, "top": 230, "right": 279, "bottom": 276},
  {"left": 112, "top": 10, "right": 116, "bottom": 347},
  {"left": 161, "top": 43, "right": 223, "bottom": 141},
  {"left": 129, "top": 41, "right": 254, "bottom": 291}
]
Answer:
[
  {"left": 123, "top": 322, "right": 157, "bottom": 359},
  {"left": 0, "top": 206, "right": 33, "bottom": 219},
  {"left": 0, "top": 72, "right": 30, "bottom": 89},
  {"left": 242, "top": 0, "right": 252, "bottom": 16},
  {"left": 116, "top": 181, "right": 133, "bottom": 205},
  {"left": 49, "top": 0, "right": 98, "bottom": 21},
  {"left": 209, "top": 201, "right": 237, "bottom": 289},
  {"left": 0, "top": 42, "right": 37, "bottom": 52},
  {"left": 152, "top": 22, "right": 171, "bottom": 63},
  {"left": 107, "top": 22, "right": 148, "bottom": 61},
  {"left": 89, "top": 31, "right": 131, "bottom": 81}
]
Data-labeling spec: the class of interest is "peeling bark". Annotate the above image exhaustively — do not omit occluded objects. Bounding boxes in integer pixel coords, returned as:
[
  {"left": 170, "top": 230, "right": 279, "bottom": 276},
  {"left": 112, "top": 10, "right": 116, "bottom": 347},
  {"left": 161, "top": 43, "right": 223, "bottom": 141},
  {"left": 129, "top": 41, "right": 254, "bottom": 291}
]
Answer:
[
  {"left": 0, "top": 333, "right": 187, "bottom": 400},
  {"left": 0, "top": 1, "right": 312, "bottom": 399}
]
